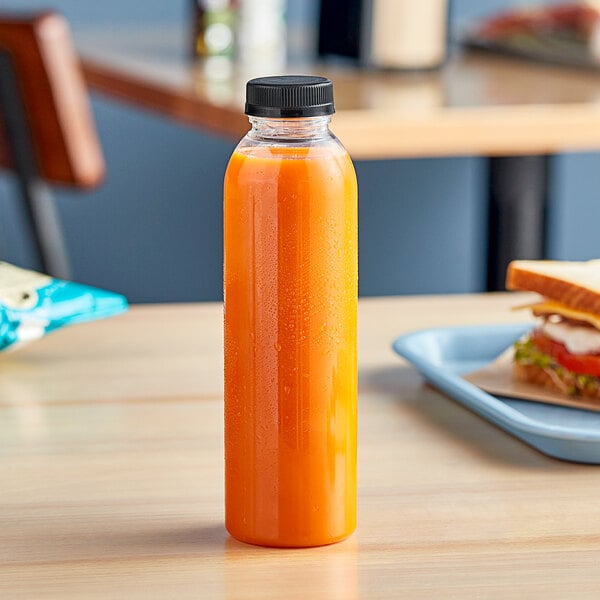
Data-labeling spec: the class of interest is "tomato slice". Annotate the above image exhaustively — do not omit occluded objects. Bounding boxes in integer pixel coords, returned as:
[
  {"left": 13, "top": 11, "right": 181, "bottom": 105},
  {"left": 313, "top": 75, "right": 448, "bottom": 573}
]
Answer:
[{"left": 531, "top": 330, "right": 600, "bottom": 377}]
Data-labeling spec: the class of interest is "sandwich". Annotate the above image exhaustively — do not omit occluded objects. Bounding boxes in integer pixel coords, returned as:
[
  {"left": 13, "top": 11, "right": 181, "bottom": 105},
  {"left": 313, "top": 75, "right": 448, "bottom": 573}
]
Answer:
[
  {"left": 506, "top": 259, "right": 600, "bottom": 398},
  {"left": 470, "top": 4, "right": 600, "bottom": 63}
]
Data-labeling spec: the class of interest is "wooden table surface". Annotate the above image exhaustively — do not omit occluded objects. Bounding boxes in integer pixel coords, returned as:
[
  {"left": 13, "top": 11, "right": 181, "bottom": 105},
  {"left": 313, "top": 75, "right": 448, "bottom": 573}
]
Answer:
[
  {"left": 77, "top": 26, "right": 600, "bottom": 159},
  {"left": 3, "top": 294, "right": 600, "bottom": 598}
]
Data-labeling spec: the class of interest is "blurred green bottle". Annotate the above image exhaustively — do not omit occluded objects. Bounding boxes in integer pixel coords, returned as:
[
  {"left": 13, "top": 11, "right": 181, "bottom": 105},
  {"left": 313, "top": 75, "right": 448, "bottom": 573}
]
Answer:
[{"left": 190, "top": 0, "right": 238, "bottom": 59}]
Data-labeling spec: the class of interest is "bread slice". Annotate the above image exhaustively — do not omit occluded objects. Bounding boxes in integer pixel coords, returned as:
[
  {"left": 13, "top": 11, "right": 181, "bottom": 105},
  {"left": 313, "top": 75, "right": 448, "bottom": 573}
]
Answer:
[{"left": 506, "top": 259, "right": 600, "bottom": 314}]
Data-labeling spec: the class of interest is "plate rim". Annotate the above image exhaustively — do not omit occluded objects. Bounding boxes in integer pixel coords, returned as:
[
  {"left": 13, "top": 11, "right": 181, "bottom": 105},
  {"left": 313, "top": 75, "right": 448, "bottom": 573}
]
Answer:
[{"left": 392, "top": 323, "right": 600, "bottom": 443}]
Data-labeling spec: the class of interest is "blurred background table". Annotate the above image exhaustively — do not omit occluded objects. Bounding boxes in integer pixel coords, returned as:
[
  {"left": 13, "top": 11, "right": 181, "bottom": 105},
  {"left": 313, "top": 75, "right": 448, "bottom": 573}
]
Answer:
[
  {"left": 3, "top": 294, "right": 600, "bottom": 598},
  {"left": 77, "top": 27, "right": 600, "bottom": 159},
  {"left": 76, "top": 26, "right": 600, "bottom": 290}
]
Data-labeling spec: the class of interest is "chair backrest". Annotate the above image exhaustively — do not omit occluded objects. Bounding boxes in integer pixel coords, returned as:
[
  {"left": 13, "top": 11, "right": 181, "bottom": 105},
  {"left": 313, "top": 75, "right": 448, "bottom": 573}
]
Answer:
[
  {"left": 0, "top": 11, "right": 104, "bottom": 186},
  {"left": 0, "top": 11, "right": 105, "bottom": 277}
]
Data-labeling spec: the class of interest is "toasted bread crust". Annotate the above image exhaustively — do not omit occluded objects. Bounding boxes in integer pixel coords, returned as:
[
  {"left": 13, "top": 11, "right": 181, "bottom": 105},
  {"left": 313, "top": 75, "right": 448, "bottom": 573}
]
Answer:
[
  {"left": 514, "top": 363, "right": 600, "bottom": 400},
  {"left": 506, "top": 260, "right": 600, "bottom": 314}
]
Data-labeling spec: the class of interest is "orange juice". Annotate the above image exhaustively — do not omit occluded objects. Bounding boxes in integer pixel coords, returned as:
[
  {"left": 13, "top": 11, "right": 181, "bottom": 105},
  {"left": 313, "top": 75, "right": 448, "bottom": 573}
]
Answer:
[{"left": 224, "top": 76, "right": 357, "bottom": 547}]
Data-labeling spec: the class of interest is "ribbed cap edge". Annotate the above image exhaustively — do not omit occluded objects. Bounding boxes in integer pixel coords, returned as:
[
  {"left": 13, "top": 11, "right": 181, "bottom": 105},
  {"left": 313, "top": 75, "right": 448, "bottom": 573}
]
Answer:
[{"left": 245, "top": 75, "right": 335, "bottom": 118}]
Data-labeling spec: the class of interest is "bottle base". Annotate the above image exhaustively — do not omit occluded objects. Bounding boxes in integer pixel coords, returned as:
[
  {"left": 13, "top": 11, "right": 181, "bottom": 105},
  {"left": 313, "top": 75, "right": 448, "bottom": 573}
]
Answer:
[{"left": 226, "top": 526, "right": 355, "bottom": 549}]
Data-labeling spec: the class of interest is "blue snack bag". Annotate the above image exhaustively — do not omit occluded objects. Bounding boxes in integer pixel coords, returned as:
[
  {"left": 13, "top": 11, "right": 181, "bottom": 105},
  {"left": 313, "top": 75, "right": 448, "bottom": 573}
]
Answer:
[{"left": 0, "top": 261, "right": 128, "bottom": 350}]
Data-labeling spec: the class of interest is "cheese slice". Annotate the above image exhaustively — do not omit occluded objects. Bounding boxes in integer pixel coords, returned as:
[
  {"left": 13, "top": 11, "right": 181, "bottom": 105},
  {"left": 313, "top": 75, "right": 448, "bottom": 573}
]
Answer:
[
  {"left": 514, "top": 299, "right": 600, "bottom": 330},
  {"left": 540, "top": 320, "right": 600, "bottom": 354}
]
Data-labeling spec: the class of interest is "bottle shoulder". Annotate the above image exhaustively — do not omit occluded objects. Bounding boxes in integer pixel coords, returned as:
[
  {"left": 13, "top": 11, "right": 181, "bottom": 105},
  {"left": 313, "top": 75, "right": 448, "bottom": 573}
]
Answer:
[{"left": 234, "top": 131, "right": 350, "bottom": 160}]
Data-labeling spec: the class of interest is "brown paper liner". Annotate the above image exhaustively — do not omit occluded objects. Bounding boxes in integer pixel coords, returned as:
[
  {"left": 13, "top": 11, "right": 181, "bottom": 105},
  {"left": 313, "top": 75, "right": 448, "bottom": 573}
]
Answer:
[{"left": 463, "top": 348, "right": 600, "bottom": 413}]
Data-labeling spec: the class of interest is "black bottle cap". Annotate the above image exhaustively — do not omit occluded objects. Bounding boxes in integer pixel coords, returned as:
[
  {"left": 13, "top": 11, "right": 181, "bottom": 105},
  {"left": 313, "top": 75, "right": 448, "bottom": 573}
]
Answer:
[{"left": 245, "top": 75, "right": 335, "bottom": 118}]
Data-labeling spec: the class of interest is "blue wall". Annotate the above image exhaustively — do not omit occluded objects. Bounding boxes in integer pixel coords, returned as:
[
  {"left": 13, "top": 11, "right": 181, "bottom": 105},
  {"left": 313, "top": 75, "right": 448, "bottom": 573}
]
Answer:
[
  {"left": 548, "top": 154, "right": 600, "bottom": 261},
  {"left": 2, "top": 0, "right": 599, "bottom": 301}
]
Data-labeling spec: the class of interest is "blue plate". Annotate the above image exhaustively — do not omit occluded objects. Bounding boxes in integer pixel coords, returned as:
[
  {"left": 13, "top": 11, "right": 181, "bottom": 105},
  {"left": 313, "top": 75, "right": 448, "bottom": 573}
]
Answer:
[{"left": 392, "top": 324, "right": 600, "bottom": 464}]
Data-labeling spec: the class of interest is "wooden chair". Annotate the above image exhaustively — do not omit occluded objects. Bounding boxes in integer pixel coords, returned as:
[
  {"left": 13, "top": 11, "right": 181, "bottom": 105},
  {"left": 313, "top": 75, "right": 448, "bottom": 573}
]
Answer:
[{"left": 0, "top": 11, "right": 104, "bottom": 278}]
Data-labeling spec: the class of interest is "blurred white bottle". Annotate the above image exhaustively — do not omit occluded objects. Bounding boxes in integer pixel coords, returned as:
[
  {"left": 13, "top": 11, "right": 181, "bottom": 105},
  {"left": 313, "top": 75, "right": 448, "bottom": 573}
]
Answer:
[
  {"left": 365, "top": 0, "right": 448, "bottom": 69},
  {"left": 237, "top": 0, "right": 287, "bottom": 72}
]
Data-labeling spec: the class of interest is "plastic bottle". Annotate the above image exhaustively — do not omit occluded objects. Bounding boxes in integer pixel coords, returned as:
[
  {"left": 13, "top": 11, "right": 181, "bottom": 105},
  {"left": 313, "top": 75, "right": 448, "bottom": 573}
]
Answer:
[{"left": 223, "top": 76, "right": 358, "bottom": 548}]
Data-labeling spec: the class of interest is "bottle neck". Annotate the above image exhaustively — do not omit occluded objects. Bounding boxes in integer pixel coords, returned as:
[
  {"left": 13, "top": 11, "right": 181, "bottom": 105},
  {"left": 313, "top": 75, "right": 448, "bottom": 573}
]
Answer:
[{"left": 248, "top": 116, "right": 332, "bottom": 142}]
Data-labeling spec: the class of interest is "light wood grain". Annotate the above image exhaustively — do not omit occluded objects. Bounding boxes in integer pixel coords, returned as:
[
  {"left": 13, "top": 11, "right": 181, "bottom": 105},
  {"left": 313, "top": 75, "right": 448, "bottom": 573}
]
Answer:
[
  {"left": 4, "top": 295, "right": 600, "bottom": 598},
  {"left": 77, "top": 26, "right": 600, "bottom": 158}
]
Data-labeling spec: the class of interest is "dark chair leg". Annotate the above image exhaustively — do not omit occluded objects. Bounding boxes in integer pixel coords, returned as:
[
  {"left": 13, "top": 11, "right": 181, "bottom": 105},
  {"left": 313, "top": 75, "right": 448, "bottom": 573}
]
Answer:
[{"left": 0, "top": 51, "right": 71, "bottom": 279}]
